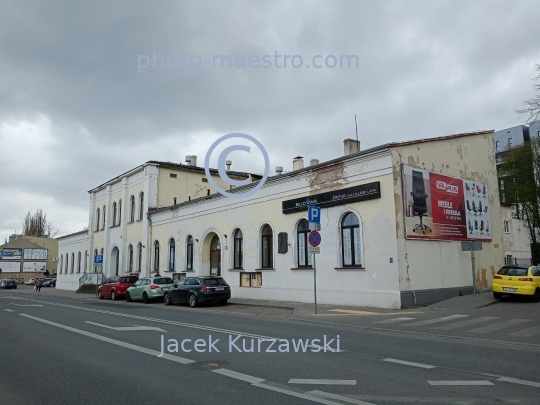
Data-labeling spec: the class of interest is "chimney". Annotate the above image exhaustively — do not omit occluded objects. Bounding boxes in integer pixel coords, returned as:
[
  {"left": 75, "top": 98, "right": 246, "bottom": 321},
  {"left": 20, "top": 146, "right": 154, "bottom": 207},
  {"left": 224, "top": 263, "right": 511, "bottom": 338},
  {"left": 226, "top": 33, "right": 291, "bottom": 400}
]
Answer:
[
  {"left": 293, "top": 156, "right": 304, "bottom": 171},
  {"left": 190, "top": 155, "right": 197, "bottom": 166},
  {"left": 275, "top": 166, "right": 283, "bottom": 175},
  {"left": 226, "top": 160, "right": 232, "bottom": 171},
  {"left": 310, "top": 159, "right": 319, "bottom": 166},
  {"left": 343, "top": 138, "right": 360, "bottom": 156},
  {"left": 185, "top": 155, "right": 192, "bottom": 165}
]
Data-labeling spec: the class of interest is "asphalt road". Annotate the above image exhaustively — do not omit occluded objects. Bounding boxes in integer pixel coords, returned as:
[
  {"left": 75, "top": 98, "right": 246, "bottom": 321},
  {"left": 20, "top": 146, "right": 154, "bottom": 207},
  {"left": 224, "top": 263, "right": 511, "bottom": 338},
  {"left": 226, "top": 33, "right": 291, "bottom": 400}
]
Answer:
[{"left": 1, "top": 289, "right": 539, "bottom": 405}]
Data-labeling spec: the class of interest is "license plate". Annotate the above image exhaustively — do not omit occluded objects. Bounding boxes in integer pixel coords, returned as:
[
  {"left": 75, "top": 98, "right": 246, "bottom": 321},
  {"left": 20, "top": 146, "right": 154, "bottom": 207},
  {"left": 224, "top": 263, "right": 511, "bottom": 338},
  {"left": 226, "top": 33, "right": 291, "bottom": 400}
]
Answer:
[
  {"left": 215, "top": 286, "right": 224, "bottom": 291},
  {"left": 503, "top": 287, "right": 517, "bottom": 292},
  {"left": 162, "top": 287, "right": 169, "bottom": 291}
]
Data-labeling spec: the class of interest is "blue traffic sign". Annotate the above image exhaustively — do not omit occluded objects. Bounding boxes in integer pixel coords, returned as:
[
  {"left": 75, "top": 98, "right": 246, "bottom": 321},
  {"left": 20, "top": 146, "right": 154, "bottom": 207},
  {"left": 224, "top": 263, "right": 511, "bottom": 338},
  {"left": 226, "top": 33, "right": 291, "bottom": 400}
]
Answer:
[
  {"left": 308, "top": 230, "right": 322, "bottom": 247},
  {"left": 308, "top": 206, "right": 321, "bottom": 223},
  {"left": 94, "top": 255, "right": 103, "bottom": 265}
]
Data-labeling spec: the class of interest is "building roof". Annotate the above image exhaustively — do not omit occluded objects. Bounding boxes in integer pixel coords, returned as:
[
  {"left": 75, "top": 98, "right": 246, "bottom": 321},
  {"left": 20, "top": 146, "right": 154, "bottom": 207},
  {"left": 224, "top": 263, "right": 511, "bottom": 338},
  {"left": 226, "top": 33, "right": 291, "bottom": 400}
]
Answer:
[
  {"left": 0, "top": 238, "right": 47, "bottom": 250},
  {"left": 88, "top": 160, "right": 260, "bottom": 193},
  {"left": 55, "top": 229, "right": 89, "bottom": 240},
  {"left": 147, "top": 129, "right": 494, "bottom": 217}
]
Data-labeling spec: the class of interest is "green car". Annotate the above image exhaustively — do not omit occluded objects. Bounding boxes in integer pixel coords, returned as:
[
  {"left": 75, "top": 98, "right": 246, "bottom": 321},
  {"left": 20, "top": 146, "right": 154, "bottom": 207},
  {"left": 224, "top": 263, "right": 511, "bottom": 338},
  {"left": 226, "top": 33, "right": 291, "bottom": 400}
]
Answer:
[{"left": 126, "top": 277, "right": 175, "bottom": 304}]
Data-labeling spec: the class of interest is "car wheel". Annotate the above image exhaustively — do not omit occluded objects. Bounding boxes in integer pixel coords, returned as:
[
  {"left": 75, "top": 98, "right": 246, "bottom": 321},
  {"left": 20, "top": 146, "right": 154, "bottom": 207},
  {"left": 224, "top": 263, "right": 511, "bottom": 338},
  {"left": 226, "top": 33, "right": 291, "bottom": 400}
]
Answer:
[
  {"left": 98, "top": 290, "right": 104, "bottom": 299},
  {"left": 143, "top": 292, "right": 150, "bottom": 304},
  {"left": 164, "top": 293, "right": 171, "bottom": 305},
  {"left": 533, "top": 289, "right": 540, "bottom": 303},
  {"left": 126, "top": 292, "right": 132, "bottom": 302},
  {"left": 189, "top": 293, "right": 197, "bottom": 308},
  {"left": 493, "top": 292, "right": 503, "bottom": 299},
  {"left": 111, "top": 291, "right": 116, "bottom": 301}
]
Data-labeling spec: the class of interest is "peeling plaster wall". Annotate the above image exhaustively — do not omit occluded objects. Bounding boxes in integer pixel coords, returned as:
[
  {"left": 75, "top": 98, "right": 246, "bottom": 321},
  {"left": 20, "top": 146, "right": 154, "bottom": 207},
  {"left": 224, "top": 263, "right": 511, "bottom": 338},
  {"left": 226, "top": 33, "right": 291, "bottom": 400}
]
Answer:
[
  {"left": 500, "top": 205, "right": 532, "bottom": 264},
  {"left": 391, "top": 133, "right": 505, "bottom": 295},
  {"left": 150, "top": 151, "right": 401, "bottom": 309}
]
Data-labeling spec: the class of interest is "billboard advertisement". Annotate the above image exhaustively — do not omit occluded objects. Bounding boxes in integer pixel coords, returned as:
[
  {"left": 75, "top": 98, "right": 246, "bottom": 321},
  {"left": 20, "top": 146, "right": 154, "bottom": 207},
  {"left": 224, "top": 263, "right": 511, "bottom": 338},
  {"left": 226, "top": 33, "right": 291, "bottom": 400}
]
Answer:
[
  {"left": 24, "top": 249, "right": 48, "bottom": 260},
  {"left": 23, "top": 262, "right": 47, "bottom": 272},
  {"left": 0, "top": 248, "right": 22, "bottom": 259},
  {"left": 403, "top": 165, "right": 491, "bottom": 241},
  {"left": 0, "top": 262, "right": 21, "bottom": 272}
]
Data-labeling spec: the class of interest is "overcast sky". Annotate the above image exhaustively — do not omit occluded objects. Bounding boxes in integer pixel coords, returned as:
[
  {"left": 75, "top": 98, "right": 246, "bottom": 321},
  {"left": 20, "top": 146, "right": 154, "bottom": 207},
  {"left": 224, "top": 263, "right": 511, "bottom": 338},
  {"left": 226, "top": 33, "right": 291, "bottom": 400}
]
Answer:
[{"left": 1, "top": 0, "right": 539, "bottom": 242}]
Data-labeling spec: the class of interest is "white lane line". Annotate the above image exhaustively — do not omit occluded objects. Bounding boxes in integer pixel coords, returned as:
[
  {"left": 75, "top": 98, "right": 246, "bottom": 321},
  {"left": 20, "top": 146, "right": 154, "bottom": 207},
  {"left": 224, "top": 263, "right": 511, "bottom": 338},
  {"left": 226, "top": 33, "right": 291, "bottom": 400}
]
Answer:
[
  {"left": 11, "top": 304, "right": 43, "bottom": 306},
  {"left": 251, "top": 382, "right": 343, "bottom": 405},
  {"left": 383, "top": 358, "right": 436, "bottom": 369},
  {"left": 403, "top": 315, "right": 469, "bottom": 327},
  {"left": 469, "top": 319, "right": 530, "bottom": 333},
  {"left": 509, "top": 326, "right": 540, "bottom": 337},
  {"left": 19, "top": 314, "right": 194, "bottom": 364},
  {"left": 432, "top": 317, "right": 498, "bottom": 330},
  {"left": 374, "top": 317, "right": 415, "bottom": 324},
  {"left": 211, "top": 369, "right": 264, "bottom": 384},
  {"left": 289, "top": 379, "right": 356, "bottom": 385},
  {"left": 85, "top": 321, "right": 166, "bottom": 332},
  {"left": 428, "top": 381, "right": 494, "bottom": 386},
  {"left": 309, "top": 390, "right": 377, "bottom": 405},
  {"left": 3, "top": 309, "right": 15, "bottom": 312},
  {"left": 497, "top": 376, "right": 540, "bottom": 388}
]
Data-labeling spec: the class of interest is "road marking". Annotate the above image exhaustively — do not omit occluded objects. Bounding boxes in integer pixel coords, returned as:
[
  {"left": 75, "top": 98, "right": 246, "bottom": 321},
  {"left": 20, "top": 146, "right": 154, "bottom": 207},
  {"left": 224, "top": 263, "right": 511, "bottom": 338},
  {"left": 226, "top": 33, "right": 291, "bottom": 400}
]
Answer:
[
  {"left": 383, "top": 358, "right": 436, "bottom": 369},
  {"left": 3, "top": 309, "right": 15, "bottom": 312},
  {"left": 211, "top": 369, "right": 264, "bottom": 384},
  {"left": 19, "top": 314, "right": 194, "bottom": 364},
  {"left": 374, "top": 317, "right": 415, "bottom": 324},
  {"left": 251, "top": 382, "right": 343, "bottom": 405},
  {"left": 403, "top": 315, "right": 469, "bottom": 327},
  {"left": 308, "top": 390, "right": 377, "bottom": 405},
  {"left": 432, "top": 317, "right": 498, "bottom": 330},
  {"left": 497, "top": 376, "right": 540, "bottom": 388},
  {"left": 428, "top": 381, "right": 494, "bottom": 386},
  {"left": 85, "top": 321, "right": 166, "bottom": 332},
  {"left": 509, "top": 326, "right": 540, "bottom": 337},
  {"left": 329, "top": 309, "right": 421, "bottom": 316},
  {"left": 11, "top": 304, "right": 43, "bottom": 307},
  {"left": 289, "top": 379, "right": 356, "bottom": 385},
  {"left": 469, "top": 319, "right": 530, "bottom": 333}
]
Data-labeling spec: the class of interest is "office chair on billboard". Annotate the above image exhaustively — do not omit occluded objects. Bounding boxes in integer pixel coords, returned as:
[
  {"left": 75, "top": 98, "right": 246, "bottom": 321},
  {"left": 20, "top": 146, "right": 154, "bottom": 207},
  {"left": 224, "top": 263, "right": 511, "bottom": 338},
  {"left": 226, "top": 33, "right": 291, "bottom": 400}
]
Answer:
[{"left": 410, "top": 170, "right": 431, "bottom": 234}]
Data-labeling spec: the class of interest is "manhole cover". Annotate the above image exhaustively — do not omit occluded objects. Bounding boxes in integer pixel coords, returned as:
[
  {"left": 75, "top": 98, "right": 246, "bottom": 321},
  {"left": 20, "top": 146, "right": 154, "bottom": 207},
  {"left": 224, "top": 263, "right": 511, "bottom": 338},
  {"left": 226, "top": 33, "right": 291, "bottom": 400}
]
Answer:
[{"left": 189, "top": 361, "right": 229, "bottom": 371}]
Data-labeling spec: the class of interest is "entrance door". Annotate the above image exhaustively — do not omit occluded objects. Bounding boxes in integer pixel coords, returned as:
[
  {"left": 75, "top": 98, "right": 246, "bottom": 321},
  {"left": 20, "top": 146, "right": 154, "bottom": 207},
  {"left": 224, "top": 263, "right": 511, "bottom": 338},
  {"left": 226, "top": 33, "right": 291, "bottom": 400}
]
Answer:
[{"left": 210, "top": 235, "right": 221, "bottom": 276}]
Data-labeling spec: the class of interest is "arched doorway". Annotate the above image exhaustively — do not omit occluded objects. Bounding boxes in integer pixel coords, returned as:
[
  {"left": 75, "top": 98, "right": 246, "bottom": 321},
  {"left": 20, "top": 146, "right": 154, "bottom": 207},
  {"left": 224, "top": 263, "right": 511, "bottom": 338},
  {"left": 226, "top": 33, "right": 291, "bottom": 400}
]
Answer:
[
  {"left": 111, "top": 247, "right": 120, "bottom": 276},
  {"left": 210, "top": 235, "right": 221, "bottom": 276}
]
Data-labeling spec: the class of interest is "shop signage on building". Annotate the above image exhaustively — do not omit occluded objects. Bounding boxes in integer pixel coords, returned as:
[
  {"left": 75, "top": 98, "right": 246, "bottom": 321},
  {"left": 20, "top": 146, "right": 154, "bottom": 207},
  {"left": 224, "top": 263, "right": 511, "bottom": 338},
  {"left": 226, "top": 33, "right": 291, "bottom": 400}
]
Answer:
[
  {"left": 402, "top": 164, "right": 492, "bottom": 241},
  {"left": 0, "top": 248, "right": 22, "bottom": 259},
  {"left": 282, "top": 182, "right": 381, "bottom": 214},
  {"left": 24, "top": 249, "right": 48, "bottom": 260},
  {"left": 0, "top": 262, "right": 21, "bottom": 272},
  {"left": 23, "top": 262, "right": 47, "bottom": 272}
]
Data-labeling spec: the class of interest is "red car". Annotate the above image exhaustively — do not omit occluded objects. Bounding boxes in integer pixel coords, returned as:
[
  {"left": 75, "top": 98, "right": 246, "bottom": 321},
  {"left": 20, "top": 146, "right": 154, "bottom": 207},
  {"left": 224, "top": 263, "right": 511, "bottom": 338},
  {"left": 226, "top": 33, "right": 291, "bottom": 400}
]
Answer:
[{"left": 98, "top": 275, "right": 139, "bottom": 300}]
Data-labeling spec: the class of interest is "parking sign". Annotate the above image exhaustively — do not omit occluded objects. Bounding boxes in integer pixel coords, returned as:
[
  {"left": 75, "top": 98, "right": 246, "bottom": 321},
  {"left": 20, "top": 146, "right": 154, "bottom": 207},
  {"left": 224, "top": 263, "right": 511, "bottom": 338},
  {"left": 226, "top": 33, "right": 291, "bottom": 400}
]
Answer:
[{"left": 308, "top": 206, "right": 321, "bottom": 223}]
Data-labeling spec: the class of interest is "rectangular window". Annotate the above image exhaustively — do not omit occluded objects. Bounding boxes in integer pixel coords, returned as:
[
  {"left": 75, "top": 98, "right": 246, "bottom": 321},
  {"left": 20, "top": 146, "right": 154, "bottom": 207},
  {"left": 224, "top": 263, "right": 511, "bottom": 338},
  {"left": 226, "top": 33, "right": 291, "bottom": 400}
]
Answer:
[
  {"left": 202, "top": 177, "right": 208, "bottom": 182},
  {"left": 170, "top": 173, "right": 177, "bottom": 178},
  {"left": 503, "top": 220, "right": 510, "bottom": 234},
  {"left": 342, "top": 228, "right": 352, "bottom": 266},
  {"left": 240, "top": 272, "right": 262, "bottom": 287}
]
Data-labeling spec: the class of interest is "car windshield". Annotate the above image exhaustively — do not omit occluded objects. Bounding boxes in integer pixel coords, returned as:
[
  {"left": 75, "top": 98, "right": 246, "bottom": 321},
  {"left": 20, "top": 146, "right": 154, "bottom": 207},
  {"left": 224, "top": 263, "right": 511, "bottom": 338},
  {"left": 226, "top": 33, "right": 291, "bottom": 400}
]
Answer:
[
  {"left": 119, "top": 277, "right": 138, "bottom": 283},
  {"left": 153, "top": 277, "right": 174, "bottom": 285},
  {"left": 497, "top": 267, "right": 528, "bottom": 276},
  {"left": 204, "top": 278, "right": 228, "bottom": 286}
]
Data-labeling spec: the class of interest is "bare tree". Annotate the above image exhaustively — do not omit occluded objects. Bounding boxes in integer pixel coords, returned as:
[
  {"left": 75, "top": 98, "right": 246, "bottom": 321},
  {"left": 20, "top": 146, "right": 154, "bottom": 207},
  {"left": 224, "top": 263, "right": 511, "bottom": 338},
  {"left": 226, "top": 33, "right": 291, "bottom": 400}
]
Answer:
[
  {"left": 22, "top": 209, "right": 59, "bottom": 238},
  {"left": 516, "top": 64, "right": 540, "bottom": 123}
]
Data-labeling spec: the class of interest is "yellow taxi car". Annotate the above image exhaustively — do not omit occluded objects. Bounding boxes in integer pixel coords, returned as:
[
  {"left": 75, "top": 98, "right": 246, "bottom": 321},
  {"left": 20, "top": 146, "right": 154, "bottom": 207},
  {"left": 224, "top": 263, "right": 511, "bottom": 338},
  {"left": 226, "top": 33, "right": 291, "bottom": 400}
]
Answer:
[{"left": 492, "top": 265, "right": 540, "bottom": 301}]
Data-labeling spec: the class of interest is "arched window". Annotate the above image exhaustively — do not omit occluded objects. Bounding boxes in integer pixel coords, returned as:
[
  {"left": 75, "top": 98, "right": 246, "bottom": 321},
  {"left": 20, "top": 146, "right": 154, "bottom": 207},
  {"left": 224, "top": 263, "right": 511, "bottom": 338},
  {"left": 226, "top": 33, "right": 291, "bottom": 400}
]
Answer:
[
  {"left": 96, "top": 208, "right": 100, "bottom": 231},
  {"left": 261, "top": 224, "right": 273, "bottom": 268},
  {"left": 139, "top": 192, "right": 144, "bottom": 220},
  {"left": 186, "top": 236, "right": 193, "bottom": 270},
  {"left": 65, "top": 254, "right": 69, "bottom": 274},
  {"left": 112, "top": 202, "right": 117, "bottom": 226},
  {"left": 128, "top": 244, "right": 133, "bottom": 272},
  {"left": 118, "top": 199, "right": 122, "bottom": 225},
  {"left": 130, "top": 195, "right": 135, "bottom": 222},
  {"left": 102, "top": 206, "right": 106, "bottom": 229},
  {"left": 84, "top": 251, "right": 88, "bottom": 273},
  {"left": 94, "top": 249, "right": 98, "bottom": 272},
  {"left": 60, "top": 254, "right": 63, "bottom": 273},
  {"left": 168, "top": 238, "right": 175, "bottom": 271},
  {"left": 297, "top": 219, "right": 312, "bottom": 267},
  {"left": 233, "top": 229, "right": 243, "bottom": 269},
  {"left": 341, "top": 212, "right": 362, "bottom": 267},
  {"left": 114, "top": 248, "right": 119, "bottom": 276},
  {"left": 77, "top": 252, "right": 81, "bottom": 273},
  {"left": 137, "top": 243, "right": 142, "bottom": 272},
  {"left": 71, "top": 253, "right": 75, "bottom": 273},
  {"left": 153, "top": 240, "right": 160, "bottom": 272}
]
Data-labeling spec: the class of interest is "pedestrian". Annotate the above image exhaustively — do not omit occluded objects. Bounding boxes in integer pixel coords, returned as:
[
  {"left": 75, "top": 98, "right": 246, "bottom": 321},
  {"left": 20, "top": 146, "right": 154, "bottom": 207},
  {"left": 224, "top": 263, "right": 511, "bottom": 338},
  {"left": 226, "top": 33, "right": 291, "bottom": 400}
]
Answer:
[
  {"left": 36, "top": 277, "right": 42, "bottom": 292},
  {"left": 34, "top": 278, "right": 38, "bottom": 291}
]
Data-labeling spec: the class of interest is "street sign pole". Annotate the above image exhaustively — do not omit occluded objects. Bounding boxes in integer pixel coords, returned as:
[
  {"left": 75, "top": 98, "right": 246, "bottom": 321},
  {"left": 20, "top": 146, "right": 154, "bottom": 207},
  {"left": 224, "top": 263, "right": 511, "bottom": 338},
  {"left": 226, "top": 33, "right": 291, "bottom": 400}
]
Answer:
[
  {"left": 471, "top": 245, "right": 476, "bottom": 297},
  {"left": 313, "top": 251, "right": 317, "bottom": 314}
]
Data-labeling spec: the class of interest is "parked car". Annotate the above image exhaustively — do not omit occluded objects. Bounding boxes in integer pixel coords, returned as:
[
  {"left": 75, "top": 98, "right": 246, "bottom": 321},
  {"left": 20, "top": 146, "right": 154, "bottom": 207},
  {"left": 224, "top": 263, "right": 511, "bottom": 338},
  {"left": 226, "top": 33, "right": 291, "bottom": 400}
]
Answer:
[
  {"left": 98, "top": 275, "right": 139, "bottom": 300},
  {"left": 164, "top": 276, "right": 231, "bottom": 308},
  {"left": 39, "top": 278, "right": 54, "bottom": 287},
  {"left": 25, "top": 278, "right": 36, "bottom": 285},
  {"left": 42, "top": 278, "right": 57, "bottom": 287},
  {"left": 492, "top": 265, "right": 540, "bottom": 301},
  {"left": 0, "top": 279, "right": 17, "bottom": 289},
  {"left": 126, "top": 277, "right": 174, "bottom": 304}
]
